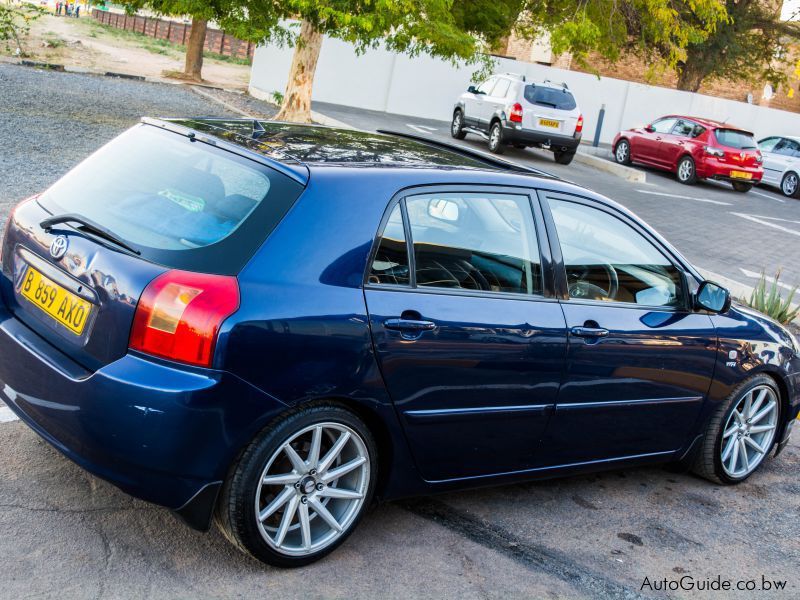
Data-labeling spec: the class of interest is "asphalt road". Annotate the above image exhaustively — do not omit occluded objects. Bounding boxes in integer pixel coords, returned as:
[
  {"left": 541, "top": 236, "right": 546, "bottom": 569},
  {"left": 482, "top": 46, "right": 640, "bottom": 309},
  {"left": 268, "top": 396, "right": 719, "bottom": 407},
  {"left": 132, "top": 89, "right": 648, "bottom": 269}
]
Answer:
[
  {"left": 1, "top": 64, "right": 799, "bottom": 599},
  {"left": 316, "top": 102, "right": 800, "bottom": 296}
]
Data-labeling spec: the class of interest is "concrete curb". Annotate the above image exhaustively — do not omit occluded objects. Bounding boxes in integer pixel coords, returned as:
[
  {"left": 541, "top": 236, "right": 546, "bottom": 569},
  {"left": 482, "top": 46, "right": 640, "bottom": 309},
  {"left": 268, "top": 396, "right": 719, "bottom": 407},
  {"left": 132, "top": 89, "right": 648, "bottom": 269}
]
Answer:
[{"left": 574, "top": 146, "right": 646, "bottom": 183}]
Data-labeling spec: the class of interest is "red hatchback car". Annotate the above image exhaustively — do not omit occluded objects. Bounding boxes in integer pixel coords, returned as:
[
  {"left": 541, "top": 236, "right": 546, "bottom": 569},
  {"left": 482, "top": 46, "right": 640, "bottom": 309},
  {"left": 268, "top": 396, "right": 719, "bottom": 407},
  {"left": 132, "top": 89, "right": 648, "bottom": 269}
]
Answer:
[{"left": 612, "top": 115, "right": 763, "bottom": 192}]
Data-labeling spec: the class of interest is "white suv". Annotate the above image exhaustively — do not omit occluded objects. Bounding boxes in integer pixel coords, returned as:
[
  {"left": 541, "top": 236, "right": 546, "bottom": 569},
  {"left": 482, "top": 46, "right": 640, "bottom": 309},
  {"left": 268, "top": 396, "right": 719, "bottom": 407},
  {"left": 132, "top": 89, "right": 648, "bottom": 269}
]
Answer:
[{"left": 451, "top": 73, "right": 583, "bottom": 164}]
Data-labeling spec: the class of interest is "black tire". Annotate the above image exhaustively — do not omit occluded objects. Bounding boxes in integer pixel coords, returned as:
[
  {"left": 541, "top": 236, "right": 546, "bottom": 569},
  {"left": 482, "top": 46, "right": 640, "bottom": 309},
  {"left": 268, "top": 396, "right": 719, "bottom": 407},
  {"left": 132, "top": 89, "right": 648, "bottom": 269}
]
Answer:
[
  {"left": 216, "top": 404, "right": 378, "bottom": 567},
  {"left": 513, "top": 143, "right": 527, "bottom": 149},
  {"left": 450, "top": 109, "right": 467, "bottom": 140},
  {"left": 780, "top": 171, "right": 799, "bottom": 198},
  {"left": 554, "top": 149, "right": 576, "bottom": 165},
  {"left": 487, "top": 122, "right": 505, "bottom": 154},
  {"left": 691, "top": 374, "right": 781, "bottom": 485},
  {"left": 732, "top": 181, "right": 753, "bottom": 193},
  {"left": 676, "top": 155, "right": 697, "bottom": 184},
  {"left": 614, "top": 139, "right": 632, "bottom": 165}
]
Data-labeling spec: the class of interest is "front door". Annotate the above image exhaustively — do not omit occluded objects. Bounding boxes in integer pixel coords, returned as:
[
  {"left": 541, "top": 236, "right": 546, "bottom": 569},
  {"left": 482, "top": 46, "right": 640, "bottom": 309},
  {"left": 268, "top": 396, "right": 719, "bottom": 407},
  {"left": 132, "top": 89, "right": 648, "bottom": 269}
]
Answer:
[
  {"left": 634, "top": 117, "right": 677, "bottom": 166},
  {"left": 539, "top": 192, "right": 717, "bottom": 466},
  {"left": 364, "top": 188, "right": 567, "bottom": 481}
]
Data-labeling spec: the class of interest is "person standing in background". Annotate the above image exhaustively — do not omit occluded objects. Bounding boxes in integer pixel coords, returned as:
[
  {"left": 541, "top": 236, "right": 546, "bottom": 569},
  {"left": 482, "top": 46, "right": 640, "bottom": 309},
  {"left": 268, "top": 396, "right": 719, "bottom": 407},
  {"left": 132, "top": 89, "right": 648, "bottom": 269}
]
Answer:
[
  {"left": 55, "top": 2, "right": 62, "bottom": 16},
  {"left": 75, "top": 4, "right": 80, "bottom": 18}
]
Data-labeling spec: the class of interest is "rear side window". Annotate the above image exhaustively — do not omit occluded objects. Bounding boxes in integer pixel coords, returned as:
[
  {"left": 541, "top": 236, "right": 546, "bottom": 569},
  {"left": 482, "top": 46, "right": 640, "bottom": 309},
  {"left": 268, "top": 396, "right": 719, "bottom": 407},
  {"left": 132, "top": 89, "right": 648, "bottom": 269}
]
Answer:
[
  {"left": 523, "top": 85, "right": 576, "bottom": 110},
  {"left": 406, "top": 193, "right": 541, "bottom": 295},
  {"left": 37, "top": 125, "right": 303, "bottom": 275},
  {"left": 715, "top": 129, "right": 757, "bottom": 149},
  {"left": 368, "top": 205, "right": 410, "bottom": 286},
  {"left": 492, "top": 78, "right": 511, "bottom": 98}
]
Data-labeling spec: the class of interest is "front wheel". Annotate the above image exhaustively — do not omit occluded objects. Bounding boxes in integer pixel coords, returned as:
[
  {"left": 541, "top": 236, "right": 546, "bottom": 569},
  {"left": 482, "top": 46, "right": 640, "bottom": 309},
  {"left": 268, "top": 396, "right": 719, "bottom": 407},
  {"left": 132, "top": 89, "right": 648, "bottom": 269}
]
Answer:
[
  {"left": 487, "top": 122, "right": 505, "bottom": 154},
  {"left": 676, "top": 156, "right": 697, "bottom": 184},
  {"left": 780, "top": 172, "right": 799, "bottom": 197},
  {"left": 554, "top": 149, "right": 576, "bottom": 165},
  {"left": 692, "top": 375, "right": 781, "bottom": 485},
  {"left": 450, "top": 110, "right": 467, "bottom": 140},
  {"left": 732, "top": 181, "right": 753, "bottom": 193},
  {"left": 216, "top": 405, "right": 377, "bottom": 567},
  {"left": 614, "top": 139, "right": 631, "bottom": 165}
]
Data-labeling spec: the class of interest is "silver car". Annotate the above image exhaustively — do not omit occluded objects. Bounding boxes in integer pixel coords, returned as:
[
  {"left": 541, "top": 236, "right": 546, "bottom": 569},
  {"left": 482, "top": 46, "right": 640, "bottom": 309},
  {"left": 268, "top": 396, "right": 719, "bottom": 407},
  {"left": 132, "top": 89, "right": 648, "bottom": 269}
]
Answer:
[{"left": 758, "top": 136, "right": 800, "bottom": 197}]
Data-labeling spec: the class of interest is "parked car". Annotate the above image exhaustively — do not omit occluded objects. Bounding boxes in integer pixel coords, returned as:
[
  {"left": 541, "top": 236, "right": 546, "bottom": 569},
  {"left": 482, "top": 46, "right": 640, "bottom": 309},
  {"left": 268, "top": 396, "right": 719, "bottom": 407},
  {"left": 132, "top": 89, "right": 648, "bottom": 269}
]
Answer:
[
  {"left": 1, "top": 119, "right": 798, "bottom": 567},
  {"left": 452, "top": 73, "right": 583, "bottom": 163},
  {"left": 757, "top": 136, "right": 800, "bottom": 198},
  {"left": 613, "top": 116, "right": 763, "bottom": 192}
]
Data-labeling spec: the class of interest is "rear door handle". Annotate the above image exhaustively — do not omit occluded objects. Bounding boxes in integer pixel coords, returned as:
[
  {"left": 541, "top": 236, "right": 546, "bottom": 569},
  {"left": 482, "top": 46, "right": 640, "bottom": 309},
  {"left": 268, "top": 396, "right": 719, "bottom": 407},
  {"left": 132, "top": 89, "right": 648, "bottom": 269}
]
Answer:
[
  {"left": 570, "top": 326, "right": 609, "bottom": 338},
  {"left": 384, "top": 318, "right": 436, "bottom": 332}
]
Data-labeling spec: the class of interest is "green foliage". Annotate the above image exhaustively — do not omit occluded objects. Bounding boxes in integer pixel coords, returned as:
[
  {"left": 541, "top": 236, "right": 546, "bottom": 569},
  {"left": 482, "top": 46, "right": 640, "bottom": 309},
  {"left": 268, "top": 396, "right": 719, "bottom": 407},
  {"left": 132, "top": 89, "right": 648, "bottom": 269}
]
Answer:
[
  {"left": 742, "top": 270, "right": 800, "bottom": 326},
  {"left": 0, "top": 2, "right": 46, "bottom": 56},
  {"left": 270, "top": 90, "right": 284, "bottom": 105}
]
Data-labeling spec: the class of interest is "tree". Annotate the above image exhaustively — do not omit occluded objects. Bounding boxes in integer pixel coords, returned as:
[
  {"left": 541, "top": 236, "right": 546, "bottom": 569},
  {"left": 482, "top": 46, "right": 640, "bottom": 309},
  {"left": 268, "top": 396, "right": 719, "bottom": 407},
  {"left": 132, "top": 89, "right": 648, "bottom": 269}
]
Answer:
[
  {"left": 252, "top": 0, "right": 519, "bottom": 123},
  {"left": 0, "top": 1, "right": 45, "bottom": 57},
  {"left": 672, "top": 0, "right": 800, "bottom": 92}
]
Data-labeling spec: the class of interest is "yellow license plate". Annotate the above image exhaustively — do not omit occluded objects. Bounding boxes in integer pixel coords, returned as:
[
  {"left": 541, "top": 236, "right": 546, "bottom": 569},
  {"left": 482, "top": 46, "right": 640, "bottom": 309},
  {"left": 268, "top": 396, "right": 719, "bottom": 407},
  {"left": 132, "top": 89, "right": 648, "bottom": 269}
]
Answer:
[
  {"left": 20, "top": 266, "right": 92, "bottom": 335},
  {"left": 538, "top": 118, "right": 560, "bottom": 129},
  {"left": 730, "top": 170, "right": 752, "bottom": 179}
]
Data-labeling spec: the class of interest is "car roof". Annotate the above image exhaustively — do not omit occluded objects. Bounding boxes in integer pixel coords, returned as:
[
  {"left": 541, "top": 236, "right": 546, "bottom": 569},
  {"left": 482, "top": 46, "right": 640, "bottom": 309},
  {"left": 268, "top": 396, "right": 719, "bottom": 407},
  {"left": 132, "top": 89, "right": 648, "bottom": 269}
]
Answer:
[
  {"left": 145, "top": 117, "right": 557, "bottom": 184},
  {"left": 662, "top": 115, "right": 751, "bottom": 132}
]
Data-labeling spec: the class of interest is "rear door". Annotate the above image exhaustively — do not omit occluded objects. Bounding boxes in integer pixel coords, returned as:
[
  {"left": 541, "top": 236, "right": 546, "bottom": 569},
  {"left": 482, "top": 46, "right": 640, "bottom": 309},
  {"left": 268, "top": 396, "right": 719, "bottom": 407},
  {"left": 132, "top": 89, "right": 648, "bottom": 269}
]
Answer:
[
  {"left": 538, "top": 192, "right": 717, "bottom": 465},
  {"left": 364, "top": 187, "right": 567, "bottom": 481},
  {"left": 1, "top": 124, "right": 302, "bottom": 371},
  {"left": 712, "top": 128, "right": 761, "bottom": 176},
  {"left": 660, "top": 119, "right": 697, "bottom": 168},
  {"left": 521, "top": 84, "right": 579, "bottom": 137}
]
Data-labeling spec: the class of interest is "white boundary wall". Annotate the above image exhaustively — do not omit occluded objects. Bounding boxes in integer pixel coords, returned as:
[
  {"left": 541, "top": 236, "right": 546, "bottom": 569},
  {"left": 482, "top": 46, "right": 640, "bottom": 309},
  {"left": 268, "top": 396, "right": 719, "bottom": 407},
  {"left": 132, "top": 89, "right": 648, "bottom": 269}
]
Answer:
[{"left": 250, "top": 33, "right": 800, "bottom": 145}]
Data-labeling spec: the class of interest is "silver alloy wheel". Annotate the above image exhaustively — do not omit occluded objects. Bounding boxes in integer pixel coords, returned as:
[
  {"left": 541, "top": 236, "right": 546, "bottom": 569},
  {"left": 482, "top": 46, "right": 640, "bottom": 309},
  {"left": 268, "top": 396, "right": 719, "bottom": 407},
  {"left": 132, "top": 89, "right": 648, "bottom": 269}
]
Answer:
[
  {"left": 255, "top": 422, "right": 370, "bottom": 557},
  {"left": 782, "top": 172, "right": 798, "bottom": 196},
  {"left": 490, "top": 124, "right": 501, "bottom": 148},
  {"left": 451, "top": 112, "right": 462, "bottom": 135},
  {"left": 615, "top": 141, "right": 628, "bottom": 163},
  {"left": 678, "top": 158, "right": 693, "bottom": 181},
  {"left": 720, "top": 385, "right": 779, "bottom": 478}
]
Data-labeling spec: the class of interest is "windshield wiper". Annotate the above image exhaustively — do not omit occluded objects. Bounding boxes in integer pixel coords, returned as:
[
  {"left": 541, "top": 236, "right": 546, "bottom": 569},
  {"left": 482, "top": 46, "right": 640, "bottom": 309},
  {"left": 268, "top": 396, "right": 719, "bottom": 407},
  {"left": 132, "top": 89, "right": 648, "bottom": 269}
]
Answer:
[{"left": 40, "top": 213, "right": 141, "bottom": 255}]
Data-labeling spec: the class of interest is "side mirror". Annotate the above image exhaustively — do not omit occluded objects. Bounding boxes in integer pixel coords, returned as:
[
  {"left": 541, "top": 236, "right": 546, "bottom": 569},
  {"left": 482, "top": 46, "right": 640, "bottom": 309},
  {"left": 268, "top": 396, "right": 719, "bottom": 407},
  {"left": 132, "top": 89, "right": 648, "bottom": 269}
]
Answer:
[
  {"left": 644, "top": 124, "right": 655, "bottom": 133},
  {"left": 467, "top": 85, "right": 478, "bottom": 94},
  {"left": 695, "top": 281, "right": 731, "bottom": 314}
]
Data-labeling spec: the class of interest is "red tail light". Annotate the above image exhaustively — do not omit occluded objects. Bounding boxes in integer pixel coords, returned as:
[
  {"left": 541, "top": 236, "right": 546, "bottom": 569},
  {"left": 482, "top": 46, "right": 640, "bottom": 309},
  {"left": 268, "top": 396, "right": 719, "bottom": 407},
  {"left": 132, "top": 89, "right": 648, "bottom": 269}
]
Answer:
[
  {"left": 509, "top": 103, "right": 523, "bottom": 123},
  {"left": 130, "top": 270, "right": 240, "bottom": 368},
  {"left": 576, "top": 114, "right": 584, "bottom": 133}
]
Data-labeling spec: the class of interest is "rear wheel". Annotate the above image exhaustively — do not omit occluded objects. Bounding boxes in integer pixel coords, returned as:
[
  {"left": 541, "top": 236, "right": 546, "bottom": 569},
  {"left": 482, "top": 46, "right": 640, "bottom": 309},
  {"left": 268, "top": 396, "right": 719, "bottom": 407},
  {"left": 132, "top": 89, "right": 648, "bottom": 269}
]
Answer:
[
  {"left": 487, "top": 122, "right": 505, "bottom": 154},
  {"left": 554, "top": 149, "right": 576, "bottom": 165},
  {"left": 692, "top": 375, "right": 780, "bottom": 484},
  {"left": 216, "top": 405, "right": 377, "bottom": 567},
  {"left": 780, "top": 172, "right": 799, "bottom": 197},
  {"left": 676, "top": 156, "right": 697, "bottom": 184},
  {"left": 614, "top": 139, "right": 632, "bottom": 165},
  {"left": 450, "top": 110, "right": 467, "bottom": 140},
  {"left": 732, "top": 181, "right": 753, "bottom": 193}
]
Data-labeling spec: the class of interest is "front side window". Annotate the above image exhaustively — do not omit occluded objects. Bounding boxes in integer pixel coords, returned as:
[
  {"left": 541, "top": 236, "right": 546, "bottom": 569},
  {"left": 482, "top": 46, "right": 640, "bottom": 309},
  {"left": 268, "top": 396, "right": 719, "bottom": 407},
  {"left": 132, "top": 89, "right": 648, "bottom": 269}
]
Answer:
[
  {"left": 651, "top": 118, "right": 678, "bottom": 134},
  {"left": 549, "top": 198, "right": 683, "bottom": 307},
  {"left": 368, "top": 204, "right": 410, "bottom": 286},
  {"left": 405, "top": 193, "right": 541, "bottom": 295}
]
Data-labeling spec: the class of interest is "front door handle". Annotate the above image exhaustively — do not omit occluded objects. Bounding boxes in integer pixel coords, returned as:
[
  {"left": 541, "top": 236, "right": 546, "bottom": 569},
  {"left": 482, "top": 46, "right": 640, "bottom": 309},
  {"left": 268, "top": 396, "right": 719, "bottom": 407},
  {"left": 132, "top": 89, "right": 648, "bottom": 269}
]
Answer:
[
  {"left": 570, "top": 326, "right": 609, "bottom": 338},
  {"left": 384, "top": 318, "right": 436, "bottom": 332}
]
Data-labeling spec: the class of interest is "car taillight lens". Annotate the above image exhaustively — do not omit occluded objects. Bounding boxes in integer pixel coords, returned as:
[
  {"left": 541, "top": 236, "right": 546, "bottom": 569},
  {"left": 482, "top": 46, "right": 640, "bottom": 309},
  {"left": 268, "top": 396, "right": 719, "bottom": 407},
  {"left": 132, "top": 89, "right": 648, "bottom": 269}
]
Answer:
[
  {"left": 509, "top": 103, "right": 523, "bottom": 123},
  {"left": 704, "top": 145, "right": 725, "bottom": 157},
  {"left": 576, "top": 114, "right": 584, "bottom": 133},
  {"left": 129, "top": 270, "right": 239, "bottom": 368}
]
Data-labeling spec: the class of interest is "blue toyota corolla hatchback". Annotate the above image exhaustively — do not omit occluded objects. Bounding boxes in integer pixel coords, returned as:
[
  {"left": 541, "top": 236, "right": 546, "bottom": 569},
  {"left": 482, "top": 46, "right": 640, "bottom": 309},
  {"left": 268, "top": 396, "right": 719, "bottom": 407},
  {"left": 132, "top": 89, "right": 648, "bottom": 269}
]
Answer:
[{"left": 0, "top": 118, "right": 798, "bottom": 566}]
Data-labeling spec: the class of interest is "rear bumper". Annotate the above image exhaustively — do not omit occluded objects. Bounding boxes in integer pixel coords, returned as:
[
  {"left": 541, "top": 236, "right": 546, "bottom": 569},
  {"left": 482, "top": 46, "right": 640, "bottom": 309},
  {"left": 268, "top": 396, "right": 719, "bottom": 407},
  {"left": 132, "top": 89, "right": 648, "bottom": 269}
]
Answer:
[
  {"left": 502, "top": 124, "right": 581, "bottom": 150},
  {"left": 697, "top": 159, "right": 763, "bottom": 183},
  {"left": 0, "top": 306, "right": 287, "bottom": 529}
]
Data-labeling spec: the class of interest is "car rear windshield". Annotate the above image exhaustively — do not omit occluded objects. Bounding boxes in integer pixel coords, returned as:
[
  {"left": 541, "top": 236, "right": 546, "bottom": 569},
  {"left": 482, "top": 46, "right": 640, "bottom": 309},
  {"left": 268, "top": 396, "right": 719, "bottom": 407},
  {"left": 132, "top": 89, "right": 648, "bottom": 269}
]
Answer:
[
  {"left": 523, "top": 85, "right": 577, "bottom": 110},
  {"left": 37, "top": 125, "right": 303, "bottom": 275},
  {"left": 714, "top": 128, "right": 757, "bottom": 149}
]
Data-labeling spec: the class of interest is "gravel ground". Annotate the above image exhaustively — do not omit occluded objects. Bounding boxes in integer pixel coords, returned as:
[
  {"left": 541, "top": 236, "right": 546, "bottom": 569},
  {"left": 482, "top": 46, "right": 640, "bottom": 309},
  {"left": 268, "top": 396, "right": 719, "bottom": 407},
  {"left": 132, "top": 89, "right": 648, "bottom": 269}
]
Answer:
[{"left": 0, "top": 63, "right": 237, "bottom": 221}]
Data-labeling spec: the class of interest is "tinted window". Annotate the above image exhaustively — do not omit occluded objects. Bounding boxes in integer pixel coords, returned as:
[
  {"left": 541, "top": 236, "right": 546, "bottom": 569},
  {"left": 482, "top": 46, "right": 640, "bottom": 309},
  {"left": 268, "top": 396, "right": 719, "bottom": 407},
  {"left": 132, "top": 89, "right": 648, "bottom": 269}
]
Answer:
[
  {"left": 773, "top": 138, "right": 800, "bottom": 156},
  {"left": 673, "top": 120, "right": 703, "bottom": 137},
  {"left": 549, "top": 199, "right": 683, "bottom": 307},
  {"left": 651, "top": 118, "right": 678, "bottom": 134},
  {"left": 715, "top": 129, "right": 757, "bottom": 149},
  {"left": 37, "top": 125, "right": 302, "bottom": 275},
  {"left": 406, "top": 193, "right": 541, "bottom": 295},
  {"left": 523, "top": 85, "right": 577, "bottom": 110},
  {"left": 492, "top": 78, "right": 511, "bottom": 98},
  {"left": 368, "top": 204, "right": 410, "bottom": 286},
  {"left": 758, "top": 137, "right": 780, "bottom": 152}
]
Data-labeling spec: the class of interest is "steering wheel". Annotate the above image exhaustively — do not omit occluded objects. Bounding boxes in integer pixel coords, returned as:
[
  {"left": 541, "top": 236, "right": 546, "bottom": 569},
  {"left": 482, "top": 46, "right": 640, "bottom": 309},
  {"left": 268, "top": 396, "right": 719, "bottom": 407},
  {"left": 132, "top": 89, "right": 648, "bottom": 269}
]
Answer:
[{"left": 567, "top": 259, "right": 619, "bottom": 301}]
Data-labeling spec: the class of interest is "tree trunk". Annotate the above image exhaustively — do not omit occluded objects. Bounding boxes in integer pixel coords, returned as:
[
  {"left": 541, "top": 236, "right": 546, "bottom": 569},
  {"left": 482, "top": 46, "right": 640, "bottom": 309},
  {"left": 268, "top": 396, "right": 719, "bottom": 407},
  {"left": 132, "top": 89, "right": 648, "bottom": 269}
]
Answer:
[
  {"left": 275, "top": 20, "right": 323, "bottom": 123},
  {"left": 676, "top": 53, "right": 708, "bottom": 93},
  {"left": 184, "top": 18, "right": 208, "bottom": 82}
]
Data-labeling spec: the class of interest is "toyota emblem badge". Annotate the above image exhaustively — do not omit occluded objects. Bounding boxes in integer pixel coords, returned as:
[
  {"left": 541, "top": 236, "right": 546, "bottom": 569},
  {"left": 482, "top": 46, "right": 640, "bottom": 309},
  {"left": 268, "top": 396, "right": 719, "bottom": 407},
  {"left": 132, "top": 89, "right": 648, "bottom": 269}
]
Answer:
[{"left": 49, "top": 235, "right": 69, "bottom": 260}]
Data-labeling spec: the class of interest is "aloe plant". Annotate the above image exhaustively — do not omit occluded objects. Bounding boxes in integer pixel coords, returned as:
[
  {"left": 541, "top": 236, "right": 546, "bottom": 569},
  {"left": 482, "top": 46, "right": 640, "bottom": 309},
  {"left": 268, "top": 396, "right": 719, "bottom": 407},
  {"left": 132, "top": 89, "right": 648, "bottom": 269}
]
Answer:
[{"left": 741, "top": 270, "right": 799, "bottom": 325}]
